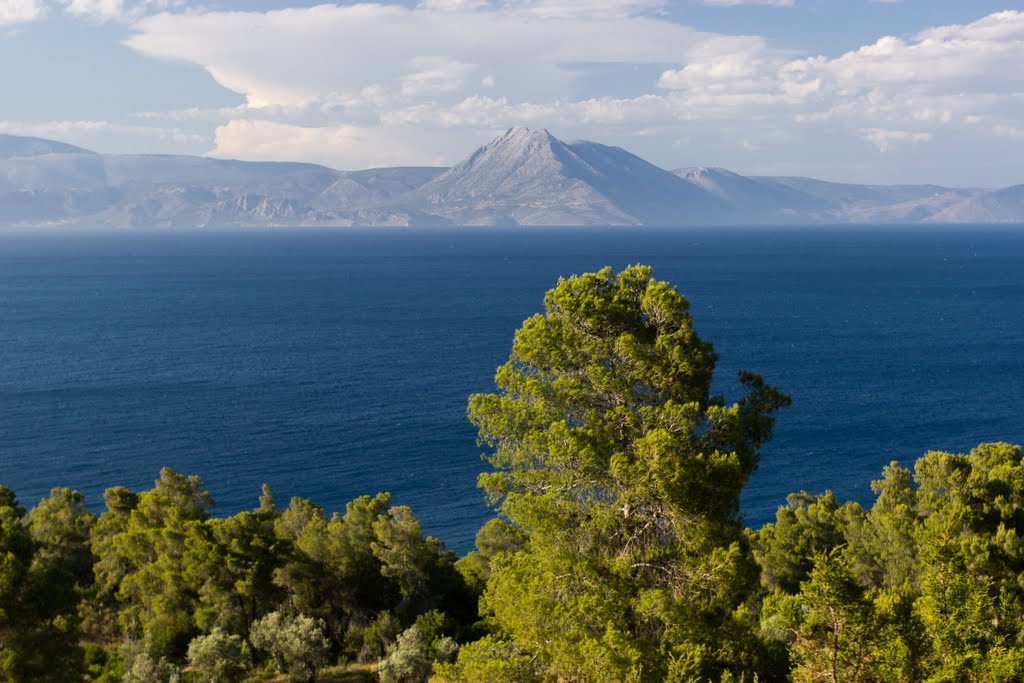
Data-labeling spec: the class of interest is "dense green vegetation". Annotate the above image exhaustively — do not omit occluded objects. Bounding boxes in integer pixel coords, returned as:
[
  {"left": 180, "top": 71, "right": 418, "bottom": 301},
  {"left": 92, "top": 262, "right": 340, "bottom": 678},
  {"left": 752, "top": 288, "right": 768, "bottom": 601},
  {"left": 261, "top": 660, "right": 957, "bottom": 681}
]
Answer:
[{"left": 2, "top": 265, "right": 1023, "bottom": 681}]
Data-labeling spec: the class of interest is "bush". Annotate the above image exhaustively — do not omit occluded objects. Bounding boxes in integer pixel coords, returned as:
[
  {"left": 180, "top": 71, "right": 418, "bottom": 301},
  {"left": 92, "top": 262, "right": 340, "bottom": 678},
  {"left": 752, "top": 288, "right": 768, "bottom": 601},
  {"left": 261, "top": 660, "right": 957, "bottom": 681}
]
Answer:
[
  {"left": 353, "top": 611, "right": 402, "bottom": 664},
  {"left": 378, "top": 625, "right": 432, "bottom": 683},
  {"left": 378, "top": 624, "right": 461, "bottom": 683},
  {"left": 82, "top": 644, "right": 121, "bottom": 683},
  {"left": 250, "top": 612, "right": 329, "bottom": 683},
  {"left": 186, "top": 628, "right": 248, "bottom": 683},
  {"left": 431, "top": 636, "right": 540, "bottom": 683},
  {"left": 120, "top": 641, "right": 180, "bottom": 683}
]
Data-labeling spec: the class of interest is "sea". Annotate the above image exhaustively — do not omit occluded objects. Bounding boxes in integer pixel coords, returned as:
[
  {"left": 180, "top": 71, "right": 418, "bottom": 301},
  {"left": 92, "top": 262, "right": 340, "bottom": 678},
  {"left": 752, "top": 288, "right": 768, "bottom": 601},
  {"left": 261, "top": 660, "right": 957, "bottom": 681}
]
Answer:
[{"left": 1, "top": 226, "right": 1022, "bottom": 553}]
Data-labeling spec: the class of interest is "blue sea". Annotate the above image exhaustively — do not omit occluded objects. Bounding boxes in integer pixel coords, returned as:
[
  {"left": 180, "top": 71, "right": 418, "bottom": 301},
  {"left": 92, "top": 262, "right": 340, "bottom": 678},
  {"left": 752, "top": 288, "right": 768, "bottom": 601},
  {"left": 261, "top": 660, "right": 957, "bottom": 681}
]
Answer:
[{"left": 1, "top": 226, "right": 1022, "bottom": 553}]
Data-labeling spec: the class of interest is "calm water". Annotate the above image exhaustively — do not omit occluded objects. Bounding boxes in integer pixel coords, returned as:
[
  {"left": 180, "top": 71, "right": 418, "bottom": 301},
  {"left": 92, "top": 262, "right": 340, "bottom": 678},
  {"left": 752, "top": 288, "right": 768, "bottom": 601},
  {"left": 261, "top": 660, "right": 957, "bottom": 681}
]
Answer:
[{"left": 1, "top": 226, "right": 1022, "bottom": 552}]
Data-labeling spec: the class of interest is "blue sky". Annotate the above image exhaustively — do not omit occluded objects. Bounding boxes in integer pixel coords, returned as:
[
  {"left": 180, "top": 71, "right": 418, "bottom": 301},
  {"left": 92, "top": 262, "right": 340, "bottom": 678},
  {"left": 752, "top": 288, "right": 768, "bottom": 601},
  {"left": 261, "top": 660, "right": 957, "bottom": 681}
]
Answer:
[{"left": 2, "top": 0, "right": 1023, "bottom": 185}]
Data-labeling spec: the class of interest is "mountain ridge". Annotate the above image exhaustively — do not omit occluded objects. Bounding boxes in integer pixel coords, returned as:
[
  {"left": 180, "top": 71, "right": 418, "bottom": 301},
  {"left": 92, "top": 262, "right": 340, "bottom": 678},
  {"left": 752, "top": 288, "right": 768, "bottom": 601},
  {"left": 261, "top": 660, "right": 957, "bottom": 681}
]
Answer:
[{"left": 1, "top": 128, "right": 1021, "bottom": 227}]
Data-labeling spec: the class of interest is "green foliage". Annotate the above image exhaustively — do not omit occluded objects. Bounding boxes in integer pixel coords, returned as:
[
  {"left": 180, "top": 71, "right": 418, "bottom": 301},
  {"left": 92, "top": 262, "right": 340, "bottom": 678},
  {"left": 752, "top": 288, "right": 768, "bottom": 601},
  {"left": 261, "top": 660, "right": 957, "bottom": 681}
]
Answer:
[
  {"left": 465, "top": 265, "right": 790, "bottom": 681},
  {"left": 757, "top": 442, "right": 1024, "bottom": 682},
  {"left": 120, "top": 640, "right": 181, "bottom": 683},
  {"left": 70, "top": 470, "right": 472, "bottom": 678},
  {"left": 271, "top": 495, "right": 349, "bottom": 648},
  {"left": 0, "top": 485, "right": 84, "bottom": 681},
  {"left": 842, "top": 462, "right": 921, "bottom": 590},
  {"left": 91, "top": 468, "right": 214, "bottom": 656},
  {"left": 189, "top": 505, "right": 285, "bottom": 642},
  {"left": 782, "top": 550, "right": 879, "bottom": 682},
  {"left": 82, "top": 643, "right": 123, "bottom": 683},
  {"left": 431, "top": 635, "right": 542, "bottom": 683},
  {"left": 378, "top": 625, "right": 434, "bottom": 683},
  {"left": 454, "top": 519, "right": 525, "bottom": 597},
  {"left": 914, "top": 536, "right": 1002, "bottom": 681},
  {"left": 351, "top": 611, "right": 402, "bottom": 664},
  {"left": 377, "top": 611, "right": 462, "bottom": 683},
  {"left": 373, "top": 507, "right": 454, "bottom": 614},
  {"left": 187, "top": 627, "right": 249, "bottom": 683},
  {"left": 751, "top": 491, "right": 847, "bottom": 593},
  {"left": 266, "top": 490, "right": 473, "bottom": 661},
  {"left": 250, "top": 611, "right": 330, "bottom": 683},
  {"left": 26, "top": 487, "right": 96, "bottom": 586}
]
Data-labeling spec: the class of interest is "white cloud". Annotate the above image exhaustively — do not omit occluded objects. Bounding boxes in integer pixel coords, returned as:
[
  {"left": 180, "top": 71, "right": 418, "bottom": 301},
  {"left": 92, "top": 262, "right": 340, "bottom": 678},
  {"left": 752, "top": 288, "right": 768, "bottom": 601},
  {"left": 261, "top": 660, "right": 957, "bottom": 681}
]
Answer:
[
  {"left": 499, "top": 0, "right": 670, "bottom": 20},
  {"left": 125, "top": 2, "right": 730, "bottom": 109},
  {"left": 400, "top": 57, "right": 478, "bottom": 97},
  {"left": 59, "top": 0, "right": 181, "bottom": 23},
  {"left": 61, "top": 0, "right": 124, "bottom": 20},
  {"left": 659, "top": 10, "right": 1024, "bottom": 138},
  {"left": 418, "top": 0, "right": 491, "bottom": 10},
  {"left": 0, "top": 0, "right": 45, "bottom": 25},
  {"left": 700, "top": 0, "right": 793, "bottom": 6},
  {"left": 120, "top": 5, "right": 1024, "bottom": 174},
  {"left": 859, "top": 128, "right": 931, "bottom": 152}
]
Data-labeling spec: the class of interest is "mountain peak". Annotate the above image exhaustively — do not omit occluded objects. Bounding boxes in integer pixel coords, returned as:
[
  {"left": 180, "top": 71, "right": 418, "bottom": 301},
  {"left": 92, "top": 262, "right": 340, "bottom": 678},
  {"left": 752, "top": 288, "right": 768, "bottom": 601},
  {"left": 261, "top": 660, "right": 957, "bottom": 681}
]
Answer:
[
  {"left": 415, "top": 126, "right": 573, "bottom": 210},
  {"left": 409, "top": 126, "right": 725, "bottom": 225},
  {"left": 500, "top": 125, "right": 550, "bottom": 139},
  {"left": 489, "top": 126, "right": 559, "bottom": 152}
]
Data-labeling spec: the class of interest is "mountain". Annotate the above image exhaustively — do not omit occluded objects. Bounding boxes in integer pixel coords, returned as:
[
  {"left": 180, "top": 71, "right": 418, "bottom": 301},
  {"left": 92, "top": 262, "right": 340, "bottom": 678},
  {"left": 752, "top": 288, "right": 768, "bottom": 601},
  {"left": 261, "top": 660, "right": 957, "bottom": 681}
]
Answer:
[
  {"left": 407, "top": 126, "right": 720, "bottom": 225},
  {"left": 751, "top": 176, "right": 976, "bottom": 223},
  {"left": 926, "top": 185, "right": 1024, "bottom": 223},
  {"left": 673, "top": 167, "right": 831, "bottom": 223},
  {"left": 0, "top": 138, "right": 447, "bottom": 227},
  {"left": 0, "top": 128, "right": 1022, "bottom": 227}
]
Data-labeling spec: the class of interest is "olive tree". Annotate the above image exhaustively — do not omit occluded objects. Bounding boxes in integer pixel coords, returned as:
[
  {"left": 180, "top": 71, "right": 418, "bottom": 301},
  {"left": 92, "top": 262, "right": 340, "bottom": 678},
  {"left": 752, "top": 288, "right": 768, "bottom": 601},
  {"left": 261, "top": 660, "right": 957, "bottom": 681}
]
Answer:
[
  {"left": 186, "top": 628, "right": 248, "bottom": 683},
  {"left": 250, "top": 611, "right": 329, "bottom": 682}
]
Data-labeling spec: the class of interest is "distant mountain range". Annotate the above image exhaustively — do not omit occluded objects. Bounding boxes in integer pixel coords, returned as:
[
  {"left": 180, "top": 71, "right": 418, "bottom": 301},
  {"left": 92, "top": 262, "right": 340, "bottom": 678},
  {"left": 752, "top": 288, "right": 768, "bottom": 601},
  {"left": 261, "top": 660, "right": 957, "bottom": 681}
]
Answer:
[{"left": 2, "top": 127, "right": 1022, "bottom": 227}]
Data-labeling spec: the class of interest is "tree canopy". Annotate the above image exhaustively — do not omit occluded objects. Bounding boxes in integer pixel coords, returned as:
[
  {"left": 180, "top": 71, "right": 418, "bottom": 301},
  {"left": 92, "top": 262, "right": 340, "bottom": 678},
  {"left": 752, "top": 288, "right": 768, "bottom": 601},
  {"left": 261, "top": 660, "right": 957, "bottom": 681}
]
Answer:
[{"left": 459, "top": 265, "right": 791, "bottom": 681}]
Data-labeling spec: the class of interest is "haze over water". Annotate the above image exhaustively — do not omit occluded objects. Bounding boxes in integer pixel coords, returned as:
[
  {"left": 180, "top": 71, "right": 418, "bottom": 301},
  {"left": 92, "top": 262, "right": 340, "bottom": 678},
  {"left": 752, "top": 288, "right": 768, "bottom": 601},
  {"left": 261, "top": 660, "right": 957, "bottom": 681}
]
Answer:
[{"left": 1, "top": 226, "right": 1021, "bottom": 553}]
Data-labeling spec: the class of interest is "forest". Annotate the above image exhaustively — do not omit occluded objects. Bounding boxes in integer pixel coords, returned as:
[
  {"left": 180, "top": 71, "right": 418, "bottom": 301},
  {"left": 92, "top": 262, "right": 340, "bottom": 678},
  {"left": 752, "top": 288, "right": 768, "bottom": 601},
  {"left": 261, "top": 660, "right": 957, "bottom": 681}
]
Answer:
[{"left": 2, "top": 265, "right": 1022, "bottom": 682}]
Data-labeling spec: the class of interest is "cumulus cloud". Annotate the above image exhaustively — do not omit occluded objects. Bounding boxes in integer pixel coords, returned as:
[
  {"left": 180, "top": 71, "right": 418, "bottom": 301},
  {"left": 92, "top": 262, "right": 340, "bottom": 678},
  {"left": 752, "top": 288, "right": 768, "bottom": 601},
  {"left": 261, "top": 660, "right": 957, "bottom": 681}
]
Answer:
[
  {"left": 0, "top": 0, "right": 46, "bottom": 25},
  {"left": 660, "top": 11, "right": 1024, "bottom": 133},
  {"left": 120, "top": 4, "right": 1024, "bottom": 174},
  {"left": 58, "top": 0, "right": 182, "bottom": 23},
  {"left": 125, "top": 2, "right": 723, "bottom": 110}
]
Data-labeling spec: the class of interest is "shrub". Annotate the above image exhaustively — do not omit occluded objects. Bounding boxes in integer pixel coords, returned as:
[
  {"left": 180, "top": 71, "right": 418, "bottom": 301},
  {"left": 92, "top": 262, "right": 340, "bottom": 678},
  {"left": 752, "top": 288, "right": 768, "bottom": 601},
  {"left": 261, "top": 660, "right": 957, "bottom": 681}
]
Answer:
[
  {"left": 250, "top": 612, "right": 329, "bottom": 683},
  {"left": 186, "top": 628, "right": 248, "bottom": 683}
]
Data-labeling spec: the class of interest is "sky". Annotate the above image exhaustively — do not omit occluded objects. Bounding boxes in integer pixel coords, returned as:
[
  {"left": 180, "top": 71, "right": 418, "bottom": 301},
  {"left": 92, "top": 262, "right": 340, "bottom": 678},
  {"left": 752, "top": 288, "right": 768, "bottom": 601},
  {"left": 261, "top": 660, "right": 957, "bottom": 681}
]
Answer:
[{"left": 2, "top": 0, "right": 1023, "bottom": 186}]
